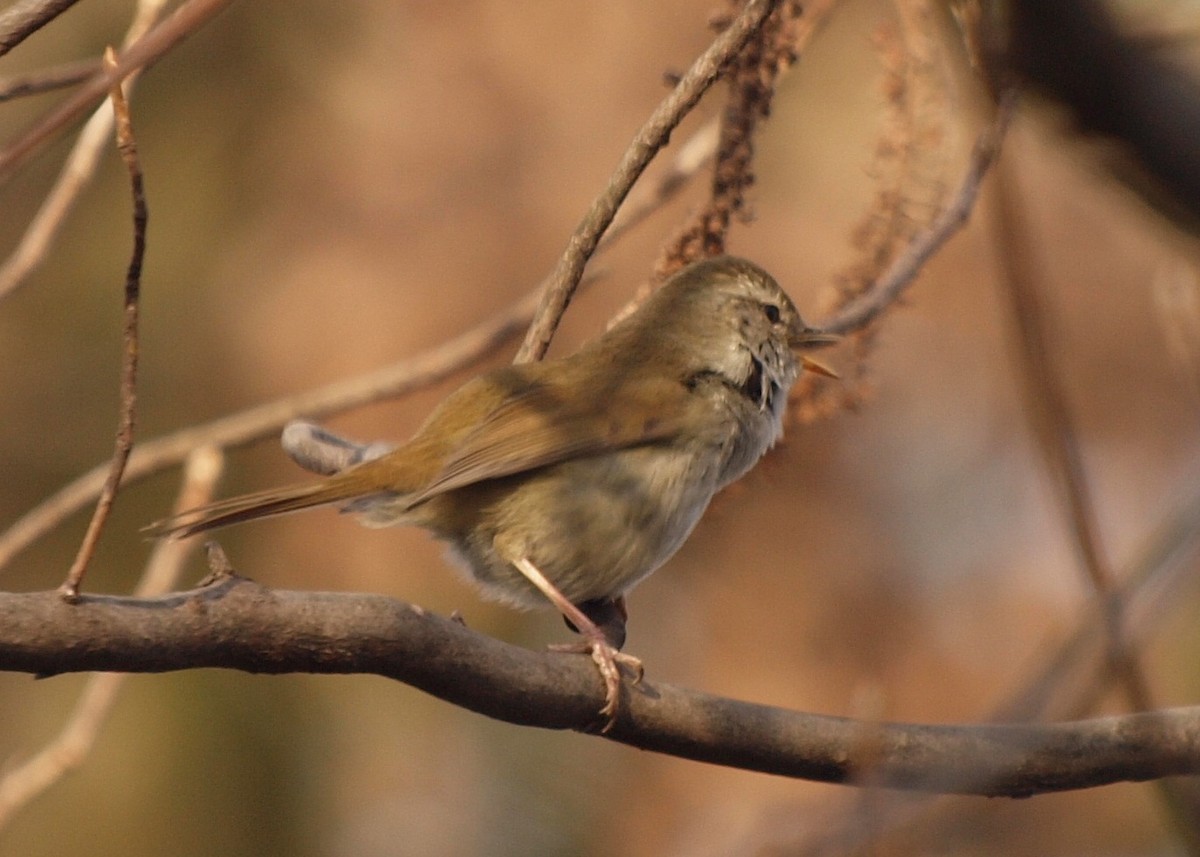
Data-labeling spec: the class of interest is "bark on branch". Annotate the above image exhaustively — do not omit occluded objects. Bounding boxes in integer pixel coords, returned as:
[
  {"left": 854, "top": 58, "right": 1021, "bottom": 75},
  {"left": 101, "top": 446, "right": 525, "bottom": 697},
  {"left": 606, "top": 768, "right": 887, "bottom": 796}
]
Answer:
[{"left": 3, "top": 577, "right": 1199, "bottom": 797}]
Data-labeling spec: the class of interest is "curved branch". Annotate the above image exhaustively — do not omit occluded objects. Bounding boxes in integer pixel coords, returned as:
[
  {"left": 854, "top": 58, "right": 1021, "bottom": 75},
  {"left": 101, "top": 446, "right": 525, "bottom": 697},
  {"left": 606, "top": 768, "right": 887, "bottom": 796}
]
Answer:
[{"left": 2, "top": 579, "right": 1198, "bottom": 797}]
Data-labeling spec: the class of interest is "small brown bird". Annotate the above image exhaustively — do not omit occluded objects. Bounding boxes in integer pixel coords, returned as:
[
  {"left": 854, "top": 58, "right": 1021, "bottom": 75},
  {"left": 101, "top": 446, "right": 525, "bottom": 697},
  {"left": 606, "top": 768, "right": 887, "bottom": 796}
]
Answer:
[{"left": 149, "top": 256, "right": 836, "bottom": 730}]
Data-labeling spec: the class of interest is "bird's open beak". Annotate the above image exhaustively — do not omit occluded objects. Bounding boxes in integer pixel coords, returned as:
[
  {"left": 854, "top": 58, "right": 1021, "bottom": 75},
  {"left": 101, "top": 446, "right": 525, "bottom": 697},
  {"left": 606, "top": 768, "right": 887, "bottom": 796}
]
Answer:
[
  {"left": 789, "top": 328, "right": 841, "bottom": 379},
  {"left": 801, "top": 355, "right": 839, "bottom": 378}
]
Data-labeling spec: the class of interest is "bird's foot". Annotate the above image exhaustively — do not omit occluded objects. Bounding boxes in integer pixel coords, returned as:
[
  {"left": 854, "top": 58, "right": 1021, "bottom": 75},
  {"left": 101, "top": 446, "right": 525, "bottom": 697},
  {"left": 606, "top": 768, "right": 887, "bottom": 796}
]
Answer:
[
  {"left": 506, "top": 555, "right": 642, "bottom": 732},
  {"left": 549, "top": 637, "right": 643, "bottom": 732}
]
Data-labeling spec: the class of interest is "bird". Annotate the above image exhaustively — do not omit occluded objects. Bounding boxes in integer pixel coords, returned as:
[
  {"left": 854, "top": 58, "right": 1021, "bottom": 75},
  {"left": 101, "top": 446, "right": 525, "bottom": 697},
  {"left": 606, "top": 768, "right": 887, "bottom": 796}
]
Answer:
[{"left": 148, "top": 255, "right": 837, "bottom": 730}]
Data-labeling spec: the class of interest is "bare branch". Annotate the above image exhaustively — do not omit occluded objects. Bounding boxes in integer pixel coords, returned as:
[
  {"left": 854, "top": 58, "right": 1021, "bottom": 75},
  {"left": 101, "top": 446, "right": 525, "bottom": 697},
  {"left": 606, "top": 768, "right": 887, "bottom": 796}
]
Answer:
[
  {"left": 0, "top": 58, "right": 99, "bottom": 102},
  {"left": 514, "top": 0, "right": 780, "bottom": 363},
  {"left": 2, "top": 580, "right": 1200, "bottom": 796}
]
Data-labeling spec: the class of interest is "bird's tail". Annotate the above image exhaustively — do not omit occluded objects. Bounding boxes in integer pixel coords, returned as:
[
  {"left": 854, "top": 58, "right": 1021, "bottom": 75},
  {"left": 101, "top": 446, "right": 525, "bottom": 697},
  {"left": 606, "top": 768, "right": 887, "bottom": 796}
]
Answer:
[{"left": 145, "top": 478, "right": 376, "bottom": 540}]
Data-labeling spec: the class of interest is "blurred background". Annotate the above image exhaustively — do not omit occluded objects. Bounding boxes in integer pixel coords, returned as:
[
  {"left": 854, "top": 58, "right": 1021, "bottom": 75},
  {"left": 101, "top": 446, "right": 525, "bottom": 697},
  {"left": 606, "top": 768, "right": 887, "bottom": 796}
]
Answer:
[{"left": 2, "top": 1, "right": 1200, "bottom": 854}]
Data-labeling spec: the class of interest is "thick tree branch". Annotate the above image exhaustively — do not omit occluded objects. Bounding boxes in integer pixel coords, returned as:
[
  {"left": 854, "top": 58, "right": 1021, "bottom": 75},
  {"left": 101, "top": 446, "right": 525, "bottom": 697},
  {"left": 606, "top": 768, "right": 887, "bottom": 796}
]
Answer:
[{"left": 3, "top": 579, "right": 1199, "bottom": 797}]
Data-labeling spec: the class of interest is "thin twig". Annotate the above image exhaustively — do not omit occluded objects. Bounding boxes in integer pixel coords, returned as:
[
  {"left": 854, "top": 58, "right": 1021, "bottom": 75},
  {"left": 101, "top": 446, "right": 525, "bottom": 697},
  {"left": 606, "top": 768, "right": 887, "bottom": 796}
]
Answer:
[
  {"left": 0, "top": 447, "right": 222, "bottom": 833},
  {"left": 0, "top": 58, "right": 99, "bottom": 102},
  {"left": 59, "top": 49, "right": 146, "bottom": 600},
  {"left": 0, "top": 0, "right": 168, "bottom": 304},
  {"left": 0, "top": 0, "right": 235, "bottom": 188},
  {"left": 514, "top": 0, "right": 780, "bottom": 364}
]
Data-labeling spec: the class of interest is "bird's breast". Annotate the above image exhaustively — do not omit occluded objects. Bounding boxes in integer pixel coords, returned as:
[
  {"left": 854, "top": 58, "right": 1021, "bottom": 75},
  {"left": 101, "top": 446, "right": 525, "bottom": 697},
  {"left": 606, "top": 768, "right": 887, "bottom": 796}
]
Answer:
[{"left": 424, "top": 441, "right": 726, "bottom": 607}]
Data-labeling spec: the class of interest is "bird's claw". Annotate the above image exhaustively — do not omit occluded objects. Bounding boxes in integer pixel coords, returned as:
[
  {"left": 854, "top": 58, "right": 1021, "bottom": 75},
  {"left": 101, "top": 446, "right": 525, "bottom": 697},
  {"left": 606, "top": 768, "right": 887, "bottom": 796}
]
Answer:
[{"left": 550, "top": 639, "right": 643, "bottom": 732}]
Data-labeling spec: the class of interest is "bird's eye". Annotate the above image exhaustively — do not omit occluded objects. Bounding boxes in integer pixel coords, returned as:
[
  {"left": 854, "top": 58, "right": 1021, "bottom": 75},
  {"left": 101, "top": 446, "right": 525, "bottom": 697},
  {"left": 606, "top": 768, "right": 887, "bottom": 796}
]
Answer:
[{"left": 763, "top": 304, "right": 781, "bottom": 324}]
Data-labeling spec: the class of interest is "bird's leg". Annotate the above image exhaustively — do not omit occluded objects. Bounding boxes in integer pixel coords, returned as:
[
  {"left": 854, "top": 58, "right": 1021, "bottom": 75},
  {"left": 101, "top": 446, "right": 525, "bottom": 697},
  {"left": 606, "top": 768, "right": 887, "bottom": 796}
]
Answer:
[
  {"left": 569, "top": 596, "right": 628, "bottom": 650},
  {"left": 509, "top": 557, "right": 642, "bottom": 732}
]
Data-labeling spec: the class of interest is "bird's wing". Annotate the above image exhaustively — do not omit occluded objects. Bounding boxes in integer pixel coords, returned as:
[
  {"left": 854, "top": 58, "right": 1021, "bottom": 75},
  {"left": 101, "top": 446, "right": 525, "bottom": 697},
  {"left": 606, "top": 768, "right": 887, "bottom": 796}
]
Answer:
[{"left": 403, "top": 374, "right": 692, "bottom": 507}]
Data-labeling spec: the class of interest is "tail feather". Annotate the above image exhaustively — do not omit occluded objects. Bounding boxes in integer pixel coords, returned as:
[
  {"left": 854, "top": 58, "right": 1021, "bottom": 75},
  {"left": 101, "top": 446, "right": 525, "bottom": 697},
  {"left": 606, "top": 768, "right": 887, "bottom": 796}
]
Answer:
[{"left": 145, "top": 480, "right": 367, "bottom": 540}]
